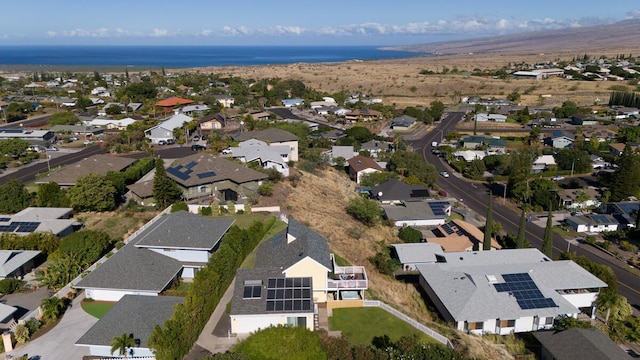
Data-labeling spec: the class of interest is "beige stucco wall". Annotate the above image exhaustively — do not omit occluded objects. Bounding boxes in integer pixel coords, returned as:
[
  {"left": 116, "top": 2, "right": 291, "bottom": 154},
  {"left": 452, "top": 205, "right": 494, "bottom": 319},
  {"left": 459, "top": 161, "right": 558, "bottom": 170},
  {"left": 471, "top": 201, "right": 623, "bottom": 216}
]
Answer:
[{"left": 284, "top": 257, "right": 328, "bottom": 303}]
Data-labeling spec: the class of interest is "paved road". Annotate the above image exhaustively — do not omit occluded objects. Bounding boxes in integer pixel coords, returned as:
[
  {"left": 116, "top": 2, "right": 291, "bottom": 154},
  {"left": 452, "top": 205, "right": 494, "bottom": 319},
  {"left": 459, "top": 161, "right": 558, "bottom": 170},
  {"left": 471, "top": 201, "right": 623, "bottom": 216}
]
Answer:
[
  {"left": 407, "top": 112, "right": 640, "bottom": 311},
  {"left": 5, "top": 293, "right": 97, "bottom": 360}
]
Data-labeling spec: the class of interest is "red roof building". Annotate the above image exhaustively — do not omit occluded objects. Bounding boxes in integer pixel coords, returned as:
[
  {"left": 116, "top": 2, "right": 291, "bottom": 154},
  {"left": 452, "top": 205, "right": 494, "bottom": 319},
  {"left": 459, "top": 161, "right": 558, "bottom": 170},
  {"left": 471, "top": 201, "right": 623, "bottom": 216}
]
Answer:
[{"left": 155, "top": 97, "right": 195, "bottom": 107}]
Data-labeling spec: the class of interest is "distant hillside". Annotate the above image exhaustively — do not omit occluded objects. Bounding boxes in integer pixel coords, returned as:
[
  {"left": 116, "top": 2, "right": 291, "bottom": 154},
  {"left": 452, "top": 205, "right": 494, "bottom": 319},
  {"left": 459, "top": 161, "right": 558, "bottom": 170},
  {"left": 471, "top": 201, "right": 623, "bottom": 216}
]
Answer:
[{"left": 391, "top": 19, "right": 640, "bottom": 55}]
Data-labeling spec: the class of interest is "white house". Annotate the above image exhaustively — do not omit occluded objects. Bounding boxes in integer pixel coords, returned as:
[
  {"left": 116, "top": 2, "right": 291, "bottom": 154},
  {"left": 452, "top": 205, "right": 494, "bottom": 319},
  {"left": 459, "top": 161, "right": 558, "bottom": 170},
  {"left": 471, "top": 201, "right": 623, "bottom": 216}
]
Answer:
[
  {"left": 213, "top": 95, "right": 235, "bottom": 108},
  {"left": 532, "top": 155, "right": 557, "bottom": 172},
  {"left": 391, "top": 243, "right": 442, "bottom": 271},
  {"left": 417, "top": 248, "right": 607, "bottom": 335},
  {"left": 144, "top": 113, "right": 193, "bottom": 144},
  {"left": 565, "top": 214, "right": 619, "bottom": 233},
  {"left": 234, "top": 128, "right": 299, "bottom": 162},
  {"left": 76, "top": 295, "right": 183, "bottom": 358},
  {"left": 76, "top": 212, "right": 234, "bottom": 301},
  {"left": 382, "top": 200, "right": 452, "bottom": 227},
  {"left": 229, "top": 139, "right": 291, "bottom": 176},
  {"left": 230, "top": 218, "right": 368, "bottom": 334},
  {"left": 474, "top": 113, "right": 507, "bottom": 122},
  {"left": 85, "top": 117, "right": 138, "bottom": 130}
]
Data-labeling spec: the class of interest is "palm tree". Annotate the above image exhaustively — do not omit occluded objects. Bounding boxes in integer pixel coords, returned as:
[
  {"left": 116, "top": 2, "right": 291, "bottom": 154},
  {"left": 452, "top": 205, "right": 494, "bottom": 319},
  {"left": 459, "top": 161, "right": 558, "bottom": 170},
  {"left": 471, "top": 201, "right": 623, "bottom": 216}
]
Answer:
[
  {"left": 40, "top": 296, "right": 66, "bottom": 322},
  {"left": 111, "top": 333, "right": 136, "bottom": 358}
]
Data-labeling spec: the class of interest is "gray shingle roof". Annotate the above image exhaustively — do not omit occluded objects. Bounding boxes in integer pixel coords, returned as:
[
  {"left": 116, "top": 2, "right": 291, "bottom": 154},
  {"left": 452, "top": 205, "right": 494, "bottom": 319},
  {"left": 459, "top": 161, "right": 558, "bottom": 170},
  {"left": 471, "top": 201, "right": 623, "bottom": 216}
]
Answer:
[
  {"left": 165, "top": 153, "right": 267, "bottom": 187},
  {"left": 134, "top": 211, "right": 234, "bottom": 250},
  {"left": 75, "top": 240, "right": 183, "bottom": 292},
  {"left": 37, "top": 154, "right": 136, "bottom": 186},
  {"left": 371, "top": 179, "right": 431, "bottom": 201},
  {"left": 254, "top": 218, "right": 332, "bottom": 271},
  {"left": 234, "top": 128, "right": 299, "bottom": 143},
  {"left": 76, "top": 295, "right": 183, "bottom": 348},
  {"left": 533, "top": 328, "right": 630, "bottom": 360}
]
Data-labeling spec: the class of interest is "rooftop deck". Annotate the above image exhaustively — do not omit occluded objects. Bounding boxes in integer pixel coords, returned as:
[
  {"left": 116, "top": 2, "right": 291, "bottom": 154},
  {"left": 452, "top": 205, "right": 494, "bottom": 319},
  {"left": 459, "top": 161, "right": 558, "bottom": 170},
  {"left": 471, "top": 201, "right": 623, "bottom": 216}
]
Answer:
[{"left": 328, "top": 254, "right": 368, "bottom": 290}]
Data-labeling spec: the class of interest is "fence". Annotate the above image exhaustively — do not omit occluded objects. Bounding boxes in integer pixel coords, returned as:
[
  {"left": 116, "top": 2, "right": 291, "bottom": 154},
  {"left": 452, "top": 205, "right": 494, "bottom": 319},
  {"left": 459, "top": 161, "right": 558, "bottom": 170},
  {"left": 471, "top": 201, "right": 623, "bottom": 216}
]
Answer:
[{"left": 364, "top": 300, "right": 453, "bottom": 348}]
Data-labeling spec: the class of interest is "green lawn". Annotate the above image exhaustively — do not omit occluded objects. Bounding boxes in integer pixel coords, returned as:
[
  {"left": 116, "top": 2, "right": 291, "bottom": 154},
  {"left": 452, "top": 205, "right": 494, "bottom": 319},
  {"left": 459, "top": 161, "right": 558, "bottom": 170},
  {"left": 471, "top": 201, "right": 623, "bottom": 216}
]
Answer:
[
  {"left": 81, "top": 301, "right": 115, "bottom": 318},
  {"left": 329, "top": 307, "right": 438, "bottom": 346}
]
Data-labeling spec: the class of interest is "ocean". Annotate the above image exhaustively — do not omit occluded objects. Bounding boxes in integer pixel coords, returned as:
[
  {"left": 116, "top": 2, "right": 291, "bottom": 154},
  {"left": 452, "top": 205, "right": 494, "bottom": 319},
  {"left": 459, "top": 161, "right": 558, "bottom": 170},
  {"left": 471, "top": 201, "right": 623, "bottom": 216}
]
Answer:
[{"left": 0, "top": 45, "right": 424, "bottom": 68}]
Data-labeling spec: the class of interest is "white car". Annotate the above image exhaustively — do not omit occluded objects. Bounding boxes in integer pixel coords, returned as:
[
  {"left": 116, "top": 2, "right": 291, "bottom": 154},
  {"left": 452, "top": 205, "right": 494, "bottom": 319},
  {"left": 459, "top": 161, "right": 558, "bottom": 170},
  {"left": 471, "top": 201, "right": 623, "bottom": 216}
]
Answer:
[
  {"left": 221, "top": 148, "right": 232, "bottom": 154},
  {"left": 551, "top": 176, "right": 565, "bottom": 181},
  {"left": 440, "top": 171, "right": 450, "bottom": 178}
]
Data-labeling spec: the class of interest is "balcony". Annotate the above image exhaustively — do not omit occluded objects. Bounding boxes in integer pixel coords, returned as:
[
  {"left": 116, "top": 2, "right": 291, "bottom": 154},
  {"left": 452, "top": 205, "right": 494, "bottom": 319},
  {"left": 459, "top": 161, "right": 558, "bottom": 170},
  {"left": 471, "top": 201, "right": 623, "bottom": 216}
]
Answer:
[{"left": 327, "top": 254, "right": 368, "bottom": 290}]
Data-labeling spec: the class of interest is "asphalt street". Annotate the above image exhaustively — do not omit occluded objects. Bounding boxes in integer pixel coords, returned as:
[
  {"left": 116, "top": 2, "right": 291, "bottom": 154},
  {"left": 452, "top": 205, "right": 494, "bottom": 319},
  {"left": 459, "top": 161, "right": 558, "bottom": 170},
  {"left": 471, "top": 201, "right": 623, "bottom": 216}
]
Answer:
[{"left": 408, "top": 112, "right": 640, "bottom": 312}]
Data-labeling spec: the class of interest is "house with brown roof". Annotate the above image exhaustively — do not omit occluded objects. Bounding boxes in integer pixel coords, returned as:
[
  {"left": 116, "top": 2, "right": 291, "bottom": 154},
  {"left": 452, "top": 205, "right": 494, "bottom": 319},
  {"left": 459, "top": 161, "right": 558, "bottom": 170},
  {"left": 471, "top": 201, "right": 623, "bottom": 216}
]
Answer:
[
  {"left": 165, "top": 153, "right": 267, "bottom": 201},
  {"left": 609, "top": 142, "right": 640, "bottom": 156},
  {"left": 347, "top": 155, "right": 383, "bottom": 184},
  {"left": 36, "top": 154, "right": 136, "bottom": 187},
  {"left": 344, "top": 108, "right": 383, "bottom": 122},
  {"left": 427, "top": 219, "right": 501, "bottom": 252},
  {"left": 155, "top": 97, "right": 194, "bottom": 108},
  {"left": 127, "top": 180, "right": 154, "bottom": 207},
  {"left": 199, "top": 113, "right": 226, "bottom": 133}
]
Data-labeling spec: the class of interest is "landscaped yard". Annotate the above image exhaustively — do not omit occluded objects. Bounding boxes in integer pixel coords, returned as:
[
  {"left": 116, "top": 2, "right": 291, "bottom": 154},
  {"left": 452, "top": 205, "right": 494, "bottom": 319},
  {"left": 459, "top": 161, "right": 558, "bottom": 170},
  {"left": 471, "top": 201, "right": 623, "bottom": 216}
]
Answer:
[
  {"left": 329, "top": 307, "right": 438, "bottom": 346},
  {"left": 81, "top": 300, "right": 115, "bottom": 318}
]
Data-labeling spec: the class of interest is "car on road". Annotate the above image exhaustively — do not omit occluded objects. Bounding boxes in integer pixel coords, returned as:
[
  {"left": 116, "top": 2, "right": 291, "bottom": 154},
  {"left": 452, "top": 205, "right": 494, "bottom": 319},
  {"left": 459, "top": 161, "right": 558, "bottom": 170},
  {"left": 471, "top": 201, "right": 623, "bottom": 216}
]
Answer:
[
  {"left": 191, "top": 144, "right": 207, "bottom": 151},
  {"left": 440, "top": 171, "right": 450, "bottom": 178},
  {"left": 83, "top": 140, "right": 94, "bottom": 145},
  {"left": 551, "top": 176, "right": 565, "bottom": 181},
  {"left": 221, "top": 148, "right": 232, "bottom": 154},
  {"left": 47, "top": 146, "right": 58, "bottom": 151}
]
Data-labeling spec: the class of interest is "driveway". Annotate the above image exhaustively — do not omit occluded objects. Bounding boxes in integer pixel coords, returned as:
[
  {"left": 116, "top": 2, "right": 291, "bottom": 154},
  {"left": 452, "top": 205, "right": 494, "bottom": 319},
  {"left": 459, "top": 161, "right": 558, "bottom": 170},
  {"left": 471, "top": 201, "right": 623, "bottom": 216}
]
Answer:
[{"left": 5, "top": 292, "right": 98, "bottom": 360}]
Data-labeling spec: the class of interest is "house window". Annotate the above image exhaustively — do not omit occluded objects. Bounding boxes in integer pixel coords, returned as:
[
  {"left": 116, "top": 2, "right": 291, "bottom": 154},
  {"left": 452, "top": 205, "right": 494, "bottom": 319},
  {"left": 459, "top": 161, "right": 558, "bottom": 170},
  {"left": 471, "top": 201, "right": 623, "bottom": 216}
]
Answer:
[
  {"left": 287, "top": 316, "right": 307, "bottom": 328},
  {"left": 545, "top": 317, "right": 554, "bottom": 325},
  {"left": 243, "top": 280, "right": 262, "bottom": 299},
  {"left": 500, "top": 319, "right": 516, "bottom": 328},
  {"left": 199, "top": 186, "right": 207, "bottom": 193},
  {"left": 467, "top": 321, "right": 483, "bottom": 330}
]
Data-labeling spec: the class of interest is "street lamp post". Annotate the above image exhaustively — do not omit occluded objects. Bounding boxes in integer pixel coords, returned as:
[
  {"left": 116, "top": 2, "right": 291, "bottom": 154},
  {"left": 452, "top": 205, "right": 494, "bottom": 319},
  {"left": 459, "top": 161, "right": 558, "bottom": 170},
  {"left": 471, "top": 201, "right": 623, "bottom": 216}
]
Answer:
[{"left": 35, "top": 145, "right": 51, "bottom": 172}]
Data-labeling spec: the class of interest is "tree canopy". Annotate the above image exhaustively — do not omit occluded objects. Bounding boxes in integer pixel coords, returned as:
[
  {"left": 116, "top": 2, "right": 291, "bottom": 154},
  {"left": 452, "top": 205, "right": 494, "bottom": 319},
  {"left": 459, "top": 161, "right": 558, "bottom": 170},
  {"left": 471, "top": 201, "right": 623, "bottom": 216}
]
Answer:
[
  {"left": 67, "top": 174, "right": 118, "bottom": 212},
  {"left": 389, "top": 150, "right": 437, "bottom": 187},
  {"left": 0, "top": 179, "right": 32, "bottom": 214}
]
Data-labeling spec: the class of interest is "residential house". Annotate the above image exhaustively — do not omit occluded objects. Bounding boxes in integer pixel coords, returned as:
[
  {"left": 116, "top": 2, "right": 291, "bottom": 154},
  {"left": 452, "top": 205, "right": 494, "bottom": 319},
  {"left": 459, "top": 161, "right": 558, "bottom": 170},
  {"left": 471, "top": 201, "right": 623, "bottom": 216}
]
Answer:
[
  {"left": 390, "top": 115, "right": 417, "bottom": 130},
  {"left": 427, "top": 219, "right": 501, "bottom": 252},
  {"left": 326, "top": 145, "right": 357, "bottom": 164},
  {"left": 589, "top": 154, "right": 608, "bottom": 169},
  {"left": 37, "top": 154, "right": 136, "bottom": 187},
  {"left": 98, "top": 102, "right": 142, "bottom": 116},
  {"left": 308, "top": 130, "right": 346, "bottom": 143},
  {"left": 213, "top": 95, "right": 235, "bottom": 108},
  {"left": 390, "top": 243, "right": 442, "bottom": 272},
  {"left": 0, "top": 207, "right": 76, "bottom": 237},
  {"left": 344, "top": 108, "right": 383, "bottom": 122},
  {"left": 360, "top": 139, "right": 391, "bottom": 158},
  {"left": 581, "top": 128, "right": 616, "bottom": 143},
  {"left": 234, "top": 128, "right": 299, "bottom": 162},
  {"left": 250, "top": 111, "right": 272, "bottom": 121},
  {"left": 180, "top": 104, "right": 210, "bottom": 116},
  {"left": 473, "top": 113, "right": 507, "bottom": 122},
  {"left": 454, "top": 150, "right": 488, "bottom": 162},
  {"left": 533, "top": 328, "right": 630, "bottom": 360},
  {"left": 417, "top": 248, "right": 607, "bottom": 335},
  {"left": 144, "top": 113, "right": 193, "bottom": 144},
  {"left": 601, "top": 201, "right": 639, "bottom": 228},
  {"left": 229, "top": 218, "right": 368, "bottom": 334},
  {"left": 547, "top": 131, "right": 574, "bottom": 149},
  {"left": 460, "top": 135, "right": 507, "bottom": 152},
  {"left": 570, "top": 114, "right": 598, "bottom": 126},
  {"left": 557, "top": 188, "right": 600, "bottom": 210},
  {"left": 382, "top": 200, "right": 451, "bottom": 227},
  {"left": 347, "top": 155, "right": 383, "bottom": 184},
  {"left": 565, "top": 214, "right": 619, "bottom": 233},
  {"left": 0, "top": 250, "right": 41, "bottom": 278},
  {"left": 370, "top": 179, "right": 431, "bottom": 204},
  {"left": 281, "top": 98, "right": 304, "bottom": 107},
  {"left": 609, "top": 142, "right": 640, "bottom": 156},
  {"left": 532, "top": 155, "right": 557, "bottom": 173},
  {"left": 49, "top": 125, "right": 104, "bottom": 138},
  {"left": 76, "top": 211, "right": 234, "bottom": 301},
  {"left": 229, "top": 139, "right": 291, "bottom": 176},
  {"left": 164, "top": 153, "right": 267, "bottom": 201},
  {"left": 199, "top": 113, "right": 226, "bottom": 133},
  {"left": 0, "top": 304, "right": 18, "bottom": 331},
  {"left": 615, "top": 106, "right": 639, "bottom": 119},
  {"left": 76, "top": 295, "right": 184, "bottom": 358},
  {"left": 0, "top": 129, "right": 55, "bottom": 144},
  {"left": 84, "top": 117, "right": 139, "bottom": 131},
  {"left": 155, "top": 96, "right": 194, "bottom": 109},
  {"left": 127, "top": 180, "right": 155, "bottom": 207}
]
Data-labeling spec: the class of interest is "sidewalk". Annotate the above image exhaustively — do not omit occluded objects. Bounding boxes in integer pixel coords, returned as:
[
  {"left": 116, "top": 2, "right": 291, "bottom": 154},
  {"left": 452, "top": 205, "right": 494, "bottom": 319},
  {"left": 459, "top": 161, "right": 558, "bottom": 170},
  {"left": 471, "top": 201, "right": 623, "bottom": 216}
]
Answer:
[{"left": 190, "top": 277, "right": 247, "bottom": 356}]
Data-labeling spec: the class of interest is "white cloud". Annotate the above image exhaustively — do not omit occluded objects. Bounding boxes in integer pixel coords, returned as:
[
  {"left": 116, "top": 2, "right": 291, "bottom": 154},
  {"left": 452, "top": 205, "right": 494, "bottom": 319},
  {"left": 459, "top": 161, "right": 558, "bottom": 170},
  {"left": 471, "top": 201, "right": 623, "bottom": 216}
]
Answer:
[
  {"left": 627, "top": 10, "right": 640, "bottom": 19},
  {"left": 150, "top": 28, "right": 169, "bottom": 37}
]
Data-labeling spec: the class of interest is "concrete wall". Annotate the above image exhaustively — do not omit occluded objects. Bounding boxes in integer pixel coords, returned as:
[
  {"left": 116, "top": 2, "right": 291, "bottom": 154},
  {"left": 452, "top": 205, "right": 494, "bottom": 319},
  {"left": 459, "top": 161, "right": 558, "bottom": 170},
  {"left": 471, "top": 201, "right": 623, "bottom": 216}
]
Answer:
[
  {"left": 87, "top": 345, "right": 155, "bottom": 358},
  {"left": 148, "top": 248, "right": 209, "bottom": 263},
  {"left": 85, "top": 289, "right": 158, "bottom": 302},
  {"left": 231, "top": 313, "right": 314, "bottom": 334}
]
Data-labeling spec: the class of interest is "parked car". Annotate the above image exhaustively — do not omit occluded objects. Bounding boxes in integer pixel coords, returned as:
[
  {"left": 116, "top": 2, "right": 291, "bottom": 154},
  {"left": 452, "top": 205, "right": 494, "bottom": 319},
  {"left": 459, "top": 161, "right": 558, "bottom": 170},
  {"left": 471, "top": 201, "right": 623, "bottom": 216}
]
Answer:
[
  {"left": 191, "top": 144, "right": 207, "bottom": 151},
  {"left": 83, "top": 140, "right": 94, "bottom": 145},
  {"left": 221, "top": 148, "right": 232, "bottom": 154},
  {"left": 193, "top": 134, "right": 200, "bottom": 141},
  {"left": 440, "top": 171, "right": 450, "bottom": 178},
  {"left": 158, "top": 140, "right": 167, "bottom": 146},
  {"left": 47, "top": 146, "right": 58, "bottom": 151},
  {"left": 68, "top": 136, "right": 78, "bottom": 142},
  {"left": 551, "top": 176, "right": 565, "bottom": 181},
  {"left": 166, "top": 138, "right": 175, "bottom": 145}
]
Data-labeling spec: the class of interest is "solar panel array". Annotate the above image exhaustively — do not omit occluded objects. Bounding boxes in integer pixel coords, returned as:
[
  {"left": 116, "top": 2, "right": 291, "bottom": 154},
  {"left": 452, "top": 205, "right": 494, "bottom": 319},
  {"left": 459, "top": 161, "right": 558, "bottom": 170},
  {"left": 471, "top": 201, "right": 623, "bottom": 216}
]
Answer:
[
  {"left": 0, "top": 217, "right": 10, "bottom": 222},
  {"left": 494, "top": 273, "right": 558, "bottom": 310},
  {"left": 410, "top": 189, "right": 431, "bottom": 198},
  {"left": 441, "top": 222, "right": 464, "bottom": 236},
  {"left": 0, "top": 221, "right": 40, "bottom": 233},
  {"left": 265, "top": 277, "right": 313, "bottom": 312},
  {"left": 243, "top": 285, "right": 262, "bottom": 299},
  {"left": 429, "top": 201, "right": 450, "bottom": 216},
  {"left": 590, "top": 214, "right": 612, "bottom": 224},
  {"left": 197, "top": 171, "right": 216, "bottom": 179}
]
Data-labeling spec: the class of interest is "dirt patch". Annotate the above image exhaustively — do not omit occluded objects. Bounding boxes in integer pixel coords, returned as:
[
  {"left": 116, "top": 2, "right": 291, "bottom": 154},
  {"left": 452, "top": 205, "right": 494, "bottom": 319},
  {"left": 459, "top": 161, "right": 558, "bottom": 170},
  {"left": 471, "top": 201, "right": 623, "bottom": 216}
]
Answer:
[
  {"left": 77, "top": 210, "right": 159, "bottom": 241},
  {"left": 283, "top": 167, "right": 513, "bottom": 359}
]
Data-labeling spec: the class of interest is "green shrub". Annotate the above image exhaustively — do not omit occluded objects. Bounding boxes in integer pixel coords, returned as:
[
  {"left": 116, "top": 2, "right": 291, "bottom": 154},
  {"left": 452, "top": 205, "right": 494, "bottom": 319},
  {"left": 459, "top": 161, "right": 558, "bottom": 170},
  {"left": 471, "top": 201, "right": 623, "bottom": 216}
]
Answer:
[
  {"left": 257, "top": 183, "right": 273, "bottom": 196},
  {"left": 171, "top": 201, "right": 189, "bottom": 212},
  {"left": 14, "top": 324, "right": 29, "bottom": 344},
  {"left": 0, "top": 278, "right": 24, "bottom": 294},
  {"left": 398, "top": 226, "right": 422, "bottom": 243},
  {"left": 200, "top": 206, "right": 213, "bottom": 216}
]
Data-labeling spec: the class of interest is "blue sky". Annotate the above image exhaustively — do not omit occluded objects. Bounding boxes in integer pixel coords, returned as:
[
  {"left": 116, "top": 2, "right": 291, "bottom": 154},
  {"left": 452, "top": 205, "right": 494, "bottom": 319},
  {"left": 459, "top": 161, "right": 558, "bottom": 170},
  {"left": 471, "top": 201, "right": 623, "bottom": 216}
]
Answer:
[{"left": 1, "top": 0, "right": 639, "bottom": 46}]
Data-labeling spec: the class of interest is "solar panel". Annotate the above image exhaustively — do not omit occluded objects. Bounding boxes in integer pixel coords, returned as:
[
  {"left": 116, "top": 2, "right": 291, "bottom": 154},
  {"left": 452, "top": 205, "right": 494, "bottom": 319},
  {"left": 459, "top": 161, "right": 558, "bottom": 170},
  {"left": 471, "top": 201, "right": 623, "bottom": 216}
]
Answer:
[
  {"left": 243, "top": 285, "right": 262, "bottom": 299},
  {"left": 411, "top": 189, "right": 430, "bottom": 198},
  {"left": 185, "top": 161, "right": 198, "bottom": 169},
  {"left": 197, "top": 171, "right": 216, "bottom": 179},
  {"left": 495, "top": 273, "right": 557, "bottom": 310},
  {"left": 166, "top": 167, "right": 190, "bottom": 181},
  {"left": 14, "top": 222, "right": 40, "bottom": 233},
  {"left": 0, "top": 224, "right": 17, "bottom": 232},
  {"left": 0, "top": 217, "right": 10, "bottom": 222},
  {"left": 265, "top": 277, "right": 313, "bottom": 312}
]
